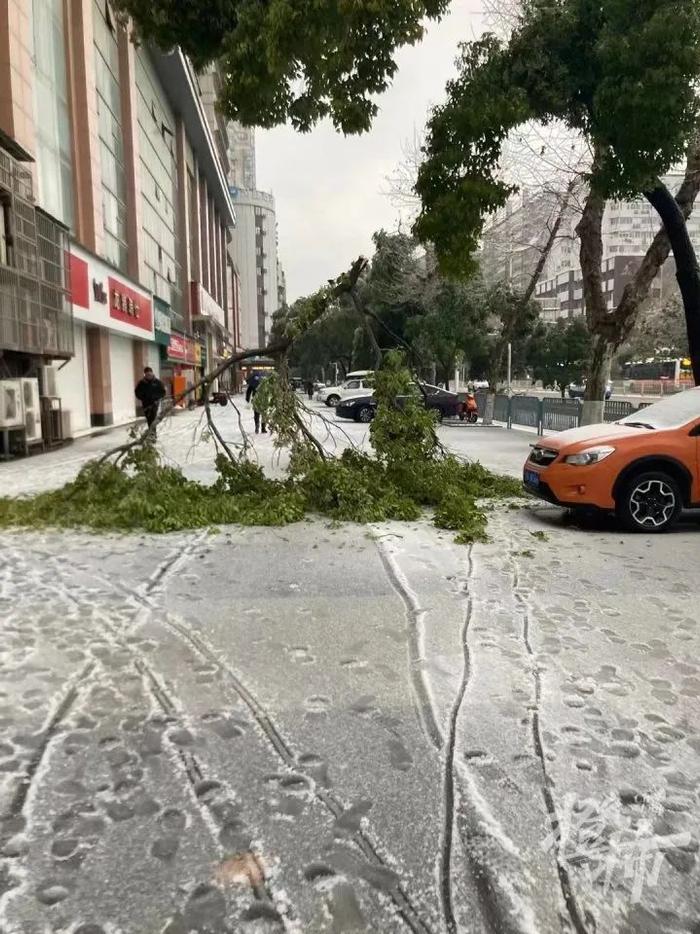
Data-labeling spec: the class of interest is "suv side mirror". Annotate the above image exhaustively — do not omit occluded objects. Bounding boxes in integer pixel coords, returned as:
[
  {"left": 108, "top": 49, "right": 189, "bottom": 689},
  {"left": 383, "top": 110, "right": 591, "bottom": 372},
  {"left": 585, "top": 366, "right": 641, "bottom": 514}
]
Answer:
[{"left": 690, "top": 422, "right": 700, "bottom": 437}]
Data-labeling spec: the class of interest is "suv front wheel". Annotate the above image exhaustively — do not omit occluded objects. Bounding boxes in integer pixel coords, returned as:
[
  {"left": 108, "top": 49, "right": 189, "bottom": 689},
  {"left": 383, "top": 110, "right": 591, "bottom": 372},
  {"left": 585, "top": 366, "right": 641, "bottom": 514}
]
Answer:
[{"left": 616, "top": 470, "right": 683, "bottom": 533}]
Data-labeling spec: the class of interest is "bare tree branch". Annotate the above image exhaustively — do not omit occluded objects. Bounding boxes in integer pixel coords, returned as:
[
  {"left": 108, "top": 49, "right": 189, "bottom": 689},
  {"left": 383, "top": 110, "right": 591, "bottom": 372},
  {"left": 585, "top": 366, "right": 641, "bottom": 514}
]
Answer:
[{"left": 98, "top": 256, "right": 369, "bottom": 466}]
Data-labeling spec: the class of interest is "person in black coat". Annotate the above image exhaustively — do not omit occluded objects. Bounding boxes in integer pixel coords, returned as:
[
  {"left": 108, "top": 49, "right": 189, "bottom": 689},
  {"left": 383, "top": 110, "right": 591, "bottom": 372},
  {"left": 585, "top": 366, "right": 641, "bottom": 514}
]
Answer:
[
  {"left": 245, "top": 371, "right": 267, "bottom": 434},
  {"left": 135, "top": 367, "right": 166, "bottom": 435}
]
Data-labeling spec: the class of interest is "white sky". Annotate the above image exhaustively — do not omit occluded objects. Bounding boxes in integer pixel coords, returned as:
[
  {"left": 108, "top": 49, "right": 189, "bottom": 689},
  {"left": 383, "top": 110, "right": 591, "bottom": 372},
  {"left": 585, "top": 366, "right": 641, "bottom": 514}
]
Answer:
[{"left": 256, "top": 0, "right": 486, "bottom": 302}]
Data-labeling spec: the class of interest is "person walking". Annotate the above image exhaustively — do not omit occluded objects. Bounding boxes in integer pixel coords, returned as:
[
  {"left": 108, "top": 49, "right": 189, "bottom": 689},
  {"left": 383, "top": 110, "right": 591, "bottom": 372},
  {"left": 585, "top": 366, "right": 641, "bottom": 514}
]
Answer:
[
  {"left": 304, "top": 379, "right": 314, "bottom": 401},
  {"left": 135, "top": 367, "right": 166, "bottom": 436},
  {"left": 245, "top": 371, "right": 267, "bottom": 434}
]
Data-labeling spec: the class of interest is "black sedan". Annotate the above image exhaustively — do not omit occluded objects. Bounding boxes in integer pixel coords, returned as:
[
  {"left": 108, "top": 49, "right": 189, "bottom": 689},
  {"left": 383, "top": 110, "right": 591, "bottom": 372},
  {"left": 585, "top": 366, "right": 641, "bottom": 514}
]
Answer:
[{"left": 335, "top": 385, "right": 463, "bottom": 423}]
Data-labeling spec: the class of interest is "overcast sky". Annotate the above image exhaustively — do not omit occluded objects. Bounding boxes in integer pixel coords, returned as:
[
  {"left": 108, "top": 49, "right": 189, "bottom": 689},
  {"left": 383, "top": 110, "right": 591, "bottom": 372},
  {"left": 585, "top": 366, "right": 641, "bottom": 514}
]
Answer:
[{"left": 256, "top": 0, "right": 486, "bottom": 302}]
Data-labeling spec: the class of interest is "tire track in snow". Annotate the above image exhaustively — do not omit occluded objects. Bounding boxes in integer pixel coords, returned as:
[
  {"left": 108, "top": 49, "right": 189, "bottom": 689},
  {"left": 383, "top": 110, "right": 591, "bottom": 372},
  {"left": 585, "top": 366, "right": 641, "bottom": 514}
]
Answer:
[
  {"left": 53, "top": 543, "right": 436, "bottom": 934},
  {"left": 440, "top": 545, "right": 543, "bottom": 934},
  {"left": 162, "top": 615, "right": 436, "bottom": 934},
  {"left": 375, "top": 539, "right": 443, "bottom": 751},
  {"left": 135, "top": 659, "right": 300, "bottom": 932},
  {"left": 49, "top": 553, "right": 300, "bottom": 932},
  {"left": 7, "top": 659, "right": 96, "bottom": 819},
  {"left": 438, "top": 545, "right": 476, "bottom": 934},
  {"left": 139, "top": 529, "right": 211, "bottom": 597},
  {"left": 512, "top": 559, "right": 592, "bottom": 934}
]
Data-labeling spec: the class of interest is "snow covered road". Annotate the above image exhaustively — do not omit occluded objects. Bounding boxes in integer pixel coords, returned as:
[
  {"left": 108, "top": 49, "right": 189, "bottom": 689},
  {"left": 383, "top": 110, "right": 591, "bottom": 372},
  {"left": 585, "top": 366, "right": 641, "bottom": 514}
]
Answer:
[{"left": 1, "top": 405, "right": 700, "bottom": 932}]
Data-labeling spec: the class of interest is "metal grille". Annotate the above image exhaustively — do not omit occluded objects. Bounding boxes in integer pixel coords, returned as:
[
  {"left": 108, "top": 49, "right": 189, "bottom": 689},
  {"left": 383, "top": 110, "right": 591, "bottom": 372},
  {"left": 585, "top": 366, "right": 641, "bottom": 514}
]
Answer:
[
  {"left": 603, "top": 400, "right": 635, "bottom": 422},
  {"left": 0, "top": 147, "right": 73, "bottom": 359},
  {"left": 494, "top": 394, "right": 510, "bottom": 422},
  {"left": 510, "top": 395, "right": 541, "bottom": 430},
  {"left": 542, "top": 397, "right": 580, "bottom": 432},
  {"left": 13, "top": 197, "right": 39, "bottom": 277},
  {"left": 0, "top": 150, "right": 12, "bottom": 191}
]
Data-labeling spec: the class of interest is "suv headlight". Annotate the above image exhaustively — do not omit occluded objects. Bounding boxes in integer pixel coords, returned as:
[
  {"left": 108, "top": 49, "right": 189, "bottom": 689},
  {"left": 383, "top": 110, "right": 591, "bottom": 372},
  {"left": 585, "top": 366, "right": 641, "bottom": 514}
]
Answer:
[{"left": 564, "top": 446, "right": 615, "bottom": 466}]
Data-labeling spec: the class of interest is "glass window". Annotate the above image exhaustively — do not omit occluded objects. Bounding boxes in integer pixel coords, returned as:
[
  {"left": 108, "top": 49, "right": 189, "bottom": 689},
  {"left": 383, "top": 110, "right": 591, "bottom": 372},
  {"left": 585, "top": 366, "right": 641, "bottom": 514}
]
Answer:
[
  {"left": 135, "top": 47, "right": 181, "bottom": 309},
  {"left": 32, "top": 0, "right": 74, "bottom": 229},
  {"left": 93, "top": 0, "right": 128, "bottom": 272}
]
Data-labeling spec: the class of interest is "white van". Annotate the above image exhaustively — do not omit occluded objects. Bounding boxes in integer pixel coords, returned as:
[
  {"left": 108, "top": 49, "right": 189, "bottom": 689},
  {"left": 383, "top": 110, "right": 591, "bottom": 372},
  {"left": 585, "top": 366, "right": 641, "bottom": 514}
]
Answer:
[{"left": 316, "top": 371, "right": 375, "bottom": 406}]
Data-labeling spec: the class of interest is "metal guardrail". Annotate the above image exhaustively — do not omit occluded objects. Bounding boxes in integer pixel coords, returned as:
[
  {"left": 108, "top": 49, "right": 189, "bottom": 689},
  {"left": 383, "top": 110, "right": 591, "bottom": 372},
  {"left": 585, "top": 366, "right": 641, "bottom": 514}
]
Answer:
[
  {"left": 603, "top": 400, "right": 635, "bottom": 422},
  {"left": 510, "top": 395, "right": 541, "bottom": 430},
  {"left": 541, "top": 398, "right": 580, "bottom": 432},
  {"left": 473, "top": 393, "right": 652, "bottom": 433}
]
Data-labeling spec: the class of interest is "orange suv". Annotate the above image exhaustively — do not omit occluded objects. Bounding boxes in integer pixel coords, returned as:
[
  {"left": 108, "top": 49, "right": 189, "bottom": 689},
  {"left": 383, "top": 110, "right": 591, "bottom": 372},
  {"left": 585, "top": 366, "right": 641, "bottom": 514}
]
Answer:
[{"left": 523, "top": 388, "right": 700, "bottom": 532}]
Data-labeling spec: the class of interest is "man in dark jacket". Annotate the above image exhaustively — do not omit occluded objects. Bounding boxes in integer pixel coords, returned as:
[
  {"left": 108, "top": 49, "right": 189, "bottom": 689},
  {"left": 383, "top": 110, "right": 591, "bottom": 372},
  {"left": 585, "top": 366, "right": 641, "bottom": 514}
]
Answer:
[
  {"left": 135, "top": 367, "right": 166, "bottom": 435},
  {"left": 245, "top": 371, "right": 267, "bottom": 434}
]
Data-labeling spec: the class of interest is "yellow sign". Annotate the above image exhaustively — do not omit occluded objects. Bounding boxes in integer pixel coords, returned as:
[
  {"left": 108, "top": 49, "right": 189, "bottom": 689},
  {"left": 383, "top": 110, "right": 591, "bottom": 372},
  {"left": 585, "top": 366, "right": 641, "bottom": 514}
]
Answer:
[{"left": 194, "top": 343, "right": 202, "bottom": 366}]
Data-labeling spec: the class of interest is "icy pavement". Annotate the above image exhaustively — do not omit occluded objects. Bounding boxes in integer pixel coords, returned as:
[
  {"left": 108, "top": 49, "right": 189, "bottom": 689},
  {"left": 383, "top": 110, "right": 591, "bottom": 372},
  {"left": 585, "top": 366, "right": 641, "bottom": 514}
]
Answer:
[{"left": 1, "top": 405, "right": 700, "bottom": 932}]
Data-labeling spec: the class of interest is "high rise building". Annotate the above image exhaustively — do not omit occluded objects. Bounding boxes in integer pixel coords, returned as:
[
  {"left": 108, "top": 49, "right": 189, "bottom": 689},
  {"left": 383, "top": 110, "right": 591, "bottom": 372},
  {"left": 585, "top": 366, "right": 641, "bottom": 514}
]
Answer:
[
  {"left": 229, "top": 189, "right": 279, "bottom": 347},
  {"left": 479, "top": 187, "right": 563, "bottom": 293},
  {"left": 197, "top": 92, "right": 283, "bottom": 351},
  {"left": 277, "top": 262, "right": 287, "bottom": 311},
  {"left": 0, "top": 0, "right": 239, "bottom": 445},
  {"left": 227, "top": 124, "right": 256, "bottom": 191},
  {"left": 480, "top": 176, "right": 700, "bottom": 322},
  {"left": 225, "top": 126, "right": 282, "bottom": 348}
]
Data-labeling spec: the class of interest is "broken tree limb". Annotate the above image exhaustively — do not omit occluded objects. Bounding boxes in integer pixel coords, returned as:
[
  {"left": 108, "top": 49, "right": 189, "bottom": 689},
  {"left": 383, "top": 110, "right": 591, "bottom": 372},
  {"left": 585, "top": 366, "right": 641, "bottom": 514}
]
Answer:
[{"left": 97, "top": 256, "right": 369, "bottom": 465}]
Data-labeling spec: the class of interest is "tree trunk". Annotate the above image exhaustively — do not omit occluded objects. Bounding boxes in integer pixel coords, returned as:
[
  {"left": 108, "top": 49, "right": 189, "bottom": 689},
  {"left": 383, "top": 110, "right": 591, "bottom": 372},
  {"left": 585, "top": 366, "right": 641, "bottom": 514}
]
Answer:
[
  {"left": 576, "top": 142, "right": 700, "bottom": 411},
  {"left": 580, "top": 334, "right": 611, "bottom": 425},
  {"left": 363, "top": 316, "right": 383, "bottom": 370},
  {"left": 644, "top": 183, "right": 700, "bottom": 385},
  {"left": 349, "top": 287, "right": 383, "bottom": 370},
  {"left": 576, "top": 165, "right": 616, "bottom": 425}
]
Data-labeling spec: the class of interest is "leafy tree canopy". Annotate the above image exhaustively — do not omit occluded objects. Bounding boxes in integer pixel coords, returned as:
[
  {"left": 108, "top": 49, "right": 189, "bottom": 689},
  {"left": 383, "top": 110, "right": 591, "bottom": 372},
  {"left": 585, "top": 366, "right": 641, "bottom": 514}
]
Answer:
[
  {"left": 407, "top": 277, "right": 489, "bottom": 384},
  {"left": 414, "top": 0, "right": 700, "bottom": 274},
  {"left": 114, "top": 0, "right": 450, "bottom": 133},
  {"left": 527, "top": 317, "right": 593, "bottom": 392}
]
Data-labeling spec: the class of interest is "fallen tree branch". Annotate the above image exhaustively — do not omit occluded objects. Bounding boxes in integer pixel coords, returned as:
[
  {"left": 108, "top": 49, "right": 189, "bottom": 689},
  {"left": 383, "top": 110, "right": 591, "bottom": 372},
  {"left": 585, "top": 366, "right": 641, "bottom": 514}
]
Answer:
[{"left": 97, "top": 257, "right": 369, "bottom": 466}]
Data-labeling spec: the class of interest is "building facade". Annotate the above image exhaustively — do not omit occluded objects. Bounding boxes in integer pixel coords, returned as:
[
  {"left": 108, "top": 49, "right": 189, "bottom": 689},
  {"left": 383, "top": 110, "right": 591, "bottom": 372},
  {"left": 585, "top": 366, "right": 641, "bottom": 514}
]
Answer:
[
  {"left": 227, "top": 123, "right": 257, "bottom": 191},
  {"left": 482, "top": 175, "right": 700, "bottom": 323},
  {"left": 203, "top": 117, "right": 283, "bottom": 350},
  {"left": 0, "top": 0, "right": 73, "bottom": 404},
  {"left": 480, "top": 187, "right": 564, "bottom": 292},
  {"left": 0, "top": 0, "right": 238, "bottom": 442},
  {"left": 228, "top": 188, "right": 279, "bottom": 348}
]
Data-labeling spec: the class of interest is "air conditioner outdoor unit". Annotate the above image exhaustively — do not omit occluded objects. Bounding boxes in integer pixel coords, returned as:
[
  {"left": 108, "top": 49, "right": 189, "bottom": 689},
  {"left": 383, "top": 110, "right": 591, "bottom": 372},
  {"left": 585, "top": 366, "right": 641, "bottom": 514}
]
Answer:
[
  {"left": 0, "top": 380, "right": 24, "bottom": 429},
  {"left": 41, "top": 365, "right": 57, "bottom": 397},
  {"left": 61, "top": 409, "right": 72, "bottom": 440},
  {"left": 21, "top": 378, "right": 42, "bottom": 443}
]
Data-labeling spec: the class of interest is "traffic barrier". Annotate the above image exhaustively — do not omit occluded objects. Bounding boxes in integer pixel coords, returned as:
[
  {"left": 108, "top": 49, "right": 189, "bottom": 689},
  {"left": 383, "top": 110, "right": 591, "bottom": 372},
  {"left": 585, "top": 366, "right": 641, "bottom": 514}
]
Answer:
[{"left": 469, "top": 394, "right": 653, "bottom": 434}]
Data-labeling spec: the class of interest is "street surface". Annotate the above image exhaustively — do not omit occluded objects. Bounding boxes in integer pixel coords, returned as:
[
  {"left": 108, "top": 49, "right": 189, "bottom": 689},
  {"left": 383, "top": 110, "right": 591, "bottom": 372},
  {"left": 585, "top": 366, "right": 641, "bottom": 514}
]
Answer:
[{"left": 1, "top": 401, "right": 699, "bottom": 933}]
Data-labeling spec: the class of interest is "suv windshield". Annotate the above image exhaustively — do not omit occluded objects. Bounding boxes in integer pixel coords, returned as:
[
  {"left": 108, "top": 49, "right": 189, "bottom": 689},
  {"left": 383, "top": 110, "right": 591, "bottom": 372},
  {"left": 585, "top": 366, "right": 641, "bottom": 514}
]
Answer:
[{"left": 619, "top": 386, "right": 700, "bottom": 429}]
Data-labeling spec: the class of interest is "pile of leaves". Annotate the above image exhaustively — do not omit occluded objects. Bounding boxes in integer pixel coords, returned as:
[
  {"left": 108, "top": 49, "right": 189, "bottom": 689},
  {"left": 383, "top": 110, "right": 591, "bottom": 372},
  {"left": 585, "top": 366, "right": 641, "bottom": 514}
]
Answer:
[{"left": 0, "top": 355, "right": 521, "bottom": 542}]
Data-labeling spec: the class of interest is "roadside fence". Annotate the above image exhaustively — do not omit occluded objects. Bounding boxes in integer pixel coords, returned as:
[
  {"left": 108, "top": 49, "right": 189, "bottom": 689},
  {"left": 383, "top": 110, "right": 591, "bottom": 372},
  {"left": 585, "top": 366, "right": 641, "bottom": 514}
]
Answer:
[{"left": 473, "top": 392, "right": 653, "bottom": 434}]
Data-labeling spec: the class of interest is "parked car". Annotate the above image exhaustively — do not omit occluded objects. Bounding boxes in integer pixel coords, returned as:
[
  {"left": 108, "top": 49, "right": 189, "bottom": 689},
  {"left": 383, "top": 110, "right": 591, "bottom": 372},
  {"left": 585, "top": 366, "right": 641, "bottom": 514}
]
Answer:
[
  {"left": 335, "top": 384, "right": 463, "bottom": 423},
  {"left": 568, "top": 380, "right": 613, "bottom": 400},
  {"left": 472, "top": 379, "right": 490, "bottom": 390},
  {"left": 317, "top": 372, "right": 375, "bottom": 406},
  {"left": 523, "top": 387, "right": 700, "bottom": 532}
]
